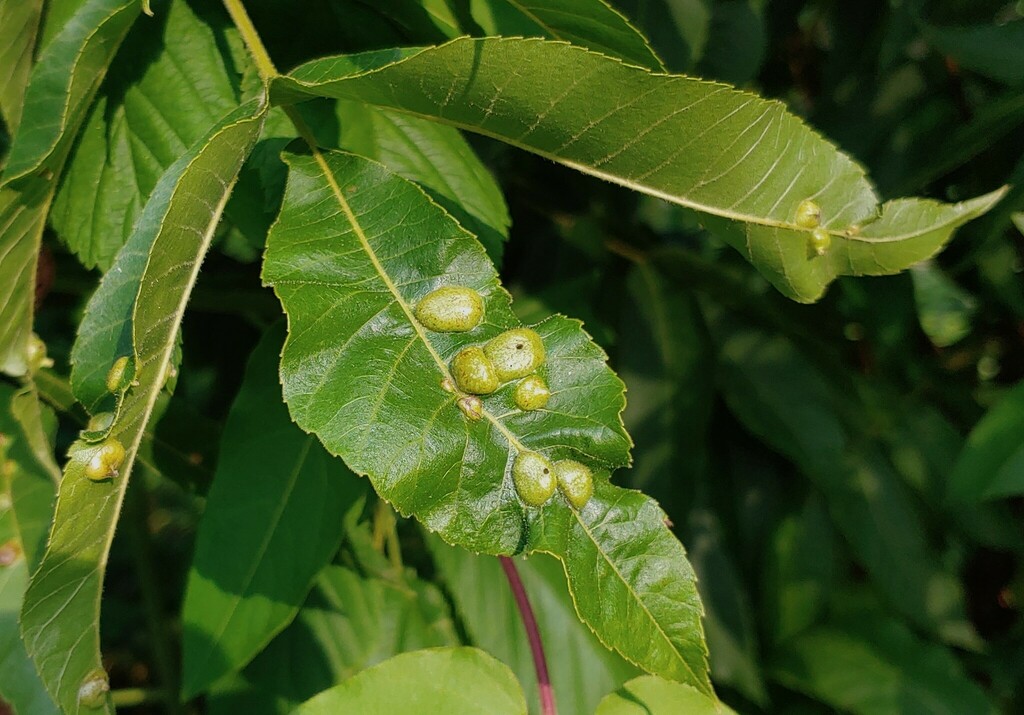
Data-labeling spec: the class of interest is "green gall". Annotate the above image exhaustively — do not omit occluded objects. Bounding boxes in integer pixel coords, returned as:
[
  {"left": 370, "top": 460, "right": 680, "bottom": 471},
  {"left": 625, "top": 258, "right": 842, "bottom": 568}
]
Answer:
[
  {"left": 415, "top": 286, "right": 484, "bottom": 332},
  {"left": 77, "top": 669, "right": 110, "bottom": 709},
  {"left": 451, "top": 346, "right": 499, "bottom": 395},
  {"left": 485, "top": 328, "right": 545, "bottom": 382},
  {"left": 553, "top": 459, "right": 594, "bottom": 509},
  {"left": 106, "top": 356, "right": 134, "bottom": 393},
  {"left": 441, "top": 377, "right": 456, "bottom": 393},
  {"left": 86, "top": 412, "right": 116, "bottom": 434},
  {"left": 26, "top": 333, "right": 53, "bottom": 371},
  {"left": 457, "top": 395, "right": 484, "bottom": 420},
  {"left": 809, "top": 228, "right": 831, "bottom": 256},
  {"left": 85, "top": 438, "right": 126, "bottom": 481},
  {"left": 514, "top": 376, "right": 550, "bottom": 411},
  {"left": 512, "top": 451, "right": 556, "bottom": 507},
  {"left": 795, "top": 199, "right": 822, "bottom": 229}
]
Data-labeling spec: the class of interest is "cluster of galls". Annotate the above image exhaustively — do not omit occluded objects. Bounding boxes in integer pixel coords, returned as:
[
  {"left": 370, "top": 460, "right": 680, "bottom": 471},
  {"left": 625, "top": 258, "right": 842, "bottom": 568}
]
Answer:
[
  {"left": 414, "top": 285, "right": 593, "bottom": 509},
  {"left": 512, "top": 452, "right": 593, "bottom": 510},
  {"left": 794, "top": 198, "right": 831, "bottom": 256},
  {"left": 79, "top": 356, "right": 134, "bottom": 482},
  {"left": 413, "top": 286, "right": 551, "bottom": 411}
]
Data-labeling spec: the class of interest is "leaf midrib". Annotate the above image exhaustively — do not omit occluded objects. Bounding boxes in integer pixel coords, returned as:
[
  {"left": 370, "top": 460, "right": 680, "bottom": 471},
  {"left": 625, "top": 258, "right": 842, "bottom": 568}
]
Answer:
[{"left": 292, "top": 94, "right": 873, "bottom": 240}]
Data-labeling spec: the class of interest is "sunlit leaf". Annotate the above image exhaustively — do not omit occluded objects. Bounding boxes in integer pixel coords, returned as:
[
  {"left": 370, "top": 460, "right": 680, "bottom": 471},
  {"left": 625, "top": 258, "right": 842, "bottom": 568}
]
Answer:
[
  {"left": 0, "top": 0, "right": 140, "bottom": 375},
  {"left": 263, "top": 146, "right": 710, "bottom": 692},
  {"left": 0, "top": 0, "right": 44, "bottom": 133},
  {"left": 335, "top": 100, "right": 510, "bottom": 260},
  {"left": 50, "top": 0, "right": 246, "bottom": 269},
  {"left": 208, "top": 564, "right": 459, "bottom": 715},
  {"left": 20, "top": 101, "right": 264, "bottom": 715},
  {"left": 3, "top": 0, "right": 140, "bottom": 182},
  {"left": 595, "top": 675, "right": 736, "bottom": 714},
  {"left": 270, "top": 37, "right": 1003, "bottom": 302},
  {"left": 291, "top": 647, "right": 527, "bottom": 715}
]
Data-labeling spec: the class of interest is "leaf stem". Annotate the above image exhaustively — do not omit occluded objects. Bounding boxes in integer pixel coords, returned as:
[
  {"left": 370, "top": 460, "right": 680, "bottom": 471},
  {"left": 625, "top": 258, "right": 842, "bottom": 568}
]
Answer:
[
  {"left": 221, "top": 0, "right": 277, "bottom": 82},
  {"left": 499, "top": 556, "right": 557, "bottom": 715}
]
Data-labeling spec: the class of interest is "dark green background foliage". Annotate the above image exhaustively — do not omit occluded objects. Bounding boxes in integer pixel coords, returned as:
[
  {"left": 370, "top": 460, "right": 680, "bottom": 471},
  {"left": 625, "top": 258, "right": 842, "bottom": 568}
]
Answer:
[{"left": 1, "top": 0, "right": 1022, "bottom": 714}]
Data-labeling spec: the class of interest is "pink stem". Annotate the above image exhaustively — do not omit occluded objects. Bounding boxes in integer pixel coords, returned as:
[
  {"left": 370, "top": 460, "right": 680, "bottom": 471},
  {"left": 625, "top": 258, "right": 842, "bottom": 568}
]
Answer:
[{"left": 499, "top": 556, "right": 557, "bottom": 715}]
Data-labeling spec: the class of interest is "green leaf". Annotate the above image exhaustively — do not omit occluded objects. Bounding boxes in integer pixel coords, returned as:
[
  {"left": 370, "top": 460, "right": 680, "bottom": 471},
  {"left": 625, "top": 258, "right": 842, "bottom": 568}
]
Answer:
[
  {"left": 714, "top": 323, "right": 976, "bottom": 646},
  {"left": 0, "top": 0, "right": 140, "bottom": 376},
  {"left": 208, "top": 564, "right": 460, "bottom": 715},
  {"left": 696, "top": 0, "right": 766, "bottom": 85},
  {"left": 336, "top": 100, "right": 510, "bottom": 260},
  {"left": 181, "top": 325, "right": 367, "bottom": 698},
  {"left": 762, "top": 499, "right": 835, "bottom": 645},
  {"left": 612, "top": 0, "right": 710, "bottom": 71},
  {"left": 0, "top": 0, "right": 44, "bottom": 134},
  {"left": 270, "top": 37, "right": 1003, "bottom": 302},
  {"left": 948, "top": 380, "right": 1024, "bottom": 503},
  {"left": 923, "top": 20, "right": 1024, "bottom": 87},
  {"left": 68, "top": 98, "right": 265, "bottom": 411},
  {"left": 4, "top": 387, "right": 60, "bottom": 570},
  {"left": 772, "top": 611, "right": 998, "bottom": 715},
  {"left": 50, "top": 0, "right": 246, "bottom": 269},
  {"left": 262, "top": 147, "right": 710, "bottom": 692},
  {"left": 595, "top": 675, "right": 736, "bottom": 714},
  {"left": 291, "top": 647, "right": 527, "bottom": 715},
  {"left": 688, "top": 510, "right": 766, "bottom": 704},
  {"left": 427, "top": 534, "right": 639, "bottom": 715},
  {"left": 617, "top": 263, "right": 712, "bottom": 500},
  {"left": 0, "top": 180, "right": 51, "bottom": 376},
  {"left": 910, "top": 261, "right": 975, "bottom": 348},
  {"left": 2, "top": 0, "right": 140, "bottom": 182},
  {"left": 0, "top": 385, "right": 59, "bottom": 715},
  {"left": 20, "top": 101, "right": 263, "bottom": 715},
  {"left": 459, "top": 0, "right": 663, "bottom": 70}
]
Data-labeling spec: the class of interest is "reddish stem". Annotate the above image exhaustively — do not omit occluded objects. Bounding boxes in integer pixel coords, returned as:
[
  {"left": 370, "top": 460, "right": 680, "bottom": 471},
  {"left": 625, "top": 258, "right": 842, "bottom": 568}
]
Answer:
[{"left": 499, "top": 556, "right": 557, "bottom": 715}]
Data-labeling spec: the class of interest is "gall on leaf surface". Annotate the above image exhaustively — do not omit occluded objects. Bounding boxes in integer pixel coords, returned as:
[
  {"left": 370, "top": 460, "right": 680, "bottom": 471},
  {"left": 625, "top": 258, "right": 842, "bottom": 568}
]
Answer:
[
  {"left": 262, "top": 147, "right": 711, "bottom": 693},
  {"left": 270, "top": 37, "right": 1004, "bottom": 302}
]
